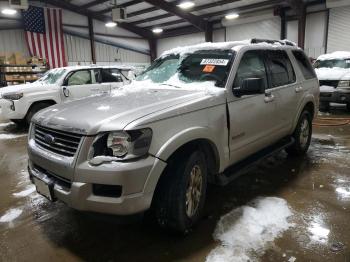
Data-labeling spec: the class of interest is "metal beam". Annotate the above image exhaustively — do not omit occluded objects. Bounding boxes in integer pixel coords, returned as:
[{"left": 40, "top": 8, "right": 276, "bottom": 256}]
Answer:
[
  {"left": 80, "top": 0, "right": 109, "bottom": 10},
  {"left": 148, "top": 39, "right": 157, "bottom": 62},
  {"left": 143, "top": 0, "right": 208, "bottom": 31},
  {"left": 147, "top": 0, "right": 285, "bottom": 31},
  {"left": 44, "top": 0, "right": 153, "bottom": 39},
  {"left": 88, "top": 16, "right": 96, "bottom": 64},
  {"left": 93, "top": 0, "right": 143, "bottom": 15}
]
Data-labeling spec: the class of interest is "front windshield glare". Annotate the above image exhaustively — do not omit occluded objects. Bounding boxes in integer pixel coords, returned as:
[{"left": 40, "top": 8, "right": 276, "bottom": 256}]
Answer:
[
  {"left": 37, "top": 68, "right": 67, "bottom": 84},
  {"left": 314, "top": 59, "right": 350, "bottom": 69},
  {"left": 136, "top": 50, "right": 234, "bottom": 87}
]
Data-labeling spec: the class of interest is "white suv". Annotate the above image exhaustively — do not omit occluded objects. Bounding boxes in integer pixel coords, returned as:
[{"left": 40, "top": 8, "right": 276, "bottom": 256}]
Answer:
[
  {"left": 0, "top": 65, "right": 135, "bottom": 125},
  {"left": 28, "top": 39, "right": 319, "bottom": 233}
]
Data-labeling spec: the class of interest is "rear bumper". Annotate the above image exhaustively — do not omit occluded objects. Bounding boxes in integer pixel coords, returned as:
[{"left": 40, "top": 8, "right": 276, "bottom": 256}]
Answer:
[{"left": 320, "top": 89, "right": 350, "bottom": 104}]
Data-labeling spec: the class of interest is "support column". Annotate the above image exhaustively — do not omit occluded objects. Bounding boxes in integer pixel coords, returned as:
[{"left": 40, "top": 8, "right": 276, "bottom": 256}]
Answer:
[
  {"left": 297, "top": 5, "right": 306, "bottom": 49},
  {"left": 280, "top": 9, "right": 286, "bottom": 40},
  {"left": 88, "top": 16, "right": 96, "bottom": 64},
  {"left": 149, "top": 38, "right": 157, "bottom": 62},
  {"left": 205, "top": 23, "right": 213, "bottom": 42}
]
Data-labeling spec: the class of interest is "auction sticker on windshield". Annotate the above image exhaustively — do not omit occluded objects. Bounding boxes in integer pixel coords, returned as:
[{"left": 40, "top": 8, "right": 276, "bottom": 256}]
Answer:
[
  {"left": 203, "top": 65, "right": 215, "bottom": 73},
  {"left": 200, "top": 59, "right": 229, "bottom": 66}
]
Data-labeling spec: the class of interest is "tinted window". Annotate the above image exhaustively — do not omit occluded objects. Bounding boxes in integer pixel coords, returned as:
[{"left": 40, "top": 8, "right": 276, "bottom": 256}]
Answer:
[
  {"left": 292, "top": 50, "right": 316, "bottom": 80},
  {"left": 67, "top": 70, "right": 91, "bottom": 86},
  {"left": 101, "top": 69, "right": 123, "bottom": 83},
  {"left": 268, "top": 50, "right": 296, "bottom": 88},
  {"left": 234, "top": 50, "right": 268, "bottom": 89}
]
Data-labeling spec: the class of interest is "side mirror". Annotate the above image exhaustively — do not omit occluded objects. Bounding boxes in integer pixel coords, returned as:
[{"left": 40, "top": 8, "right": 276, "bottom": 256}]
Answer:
[{"left": 233, "top": 78, "right": 265, "bottom": 97}]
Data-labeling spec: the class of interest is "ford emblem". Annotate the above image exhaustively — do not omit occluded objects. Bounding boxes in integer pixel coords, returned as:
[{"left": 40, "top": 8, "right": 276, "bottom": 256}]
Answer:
[{"left": 44, "top": 134, "right": 56, "bottom": 145}]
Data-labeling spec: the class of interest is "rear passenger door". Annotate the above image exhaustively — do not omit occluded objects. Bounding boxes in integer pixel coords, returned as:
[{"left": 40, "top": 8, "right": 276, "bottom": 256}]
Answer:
[{"left": 265, "top": 50, "right": 298, "bottom": 135}]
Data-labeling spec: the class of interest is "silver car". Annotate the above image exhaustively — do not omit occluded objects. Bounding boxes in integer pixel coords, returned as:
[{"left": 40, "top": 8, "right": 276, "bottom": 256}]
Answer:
[{"left": 28, "top": 39, "right": 319, "bottom": 233}]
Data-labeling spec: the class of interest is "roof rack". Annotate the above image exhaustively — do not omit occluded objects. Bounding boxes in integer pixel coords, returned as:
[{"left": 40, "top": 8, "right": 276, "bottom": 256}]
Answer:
[{"left": 251, "top": 38, "right": 296, "bottom": 46}]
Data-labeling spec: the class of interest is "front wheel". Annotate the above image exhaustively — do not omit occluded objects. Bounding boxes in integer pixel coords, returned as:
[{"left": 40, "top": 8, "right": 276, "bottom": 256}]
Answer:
[
  {"left": 286, "top": 111, "right": 312, "bottom": 156},
  {"left": 25, "top": 102, "right": 52, "bottom": 125},
  {"left": 154, "top": 150, "right": 207, "bottom": 233}
]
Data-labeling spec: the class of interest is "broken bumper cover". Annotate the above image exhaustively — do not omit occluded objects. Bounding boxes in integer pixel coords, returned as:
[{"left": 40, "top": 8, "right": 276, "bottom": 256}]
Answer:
[{"left": 28, "top": 155, "right": 167, "bottom": 215}]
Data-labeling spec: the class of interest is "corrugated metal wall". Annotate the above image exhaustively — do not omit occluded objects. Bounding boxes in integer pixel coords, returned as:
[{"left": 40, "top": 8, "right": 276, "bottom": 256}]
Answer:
[
  {"left": 0, "top": 30, "right": 29, "bottom": 56},
  {"left": 0, "top": 30, "right": 149, "bottom": 66},
  {"left": 226, "top": 18, "right": 281, "bottom": 41},
  {"left": 305, "top": 12, "right": 327, "bottom": 58},
  {"left": 327, "top": 5, "right": 350, "bottom": 52}
]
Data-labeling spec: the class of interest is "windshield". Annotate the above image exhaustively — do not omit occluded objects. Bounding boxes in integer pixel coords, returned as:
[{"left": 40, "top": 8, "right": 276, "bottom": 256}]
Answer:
[
  {"left": 136, "top": 50, "right": 235, "bottom": 87},
  {"left": 314, "top": 59, "right": 350, "bottom": 69},
  {"left": 36, "top": 68, "right": 67, "bottom": 84}
]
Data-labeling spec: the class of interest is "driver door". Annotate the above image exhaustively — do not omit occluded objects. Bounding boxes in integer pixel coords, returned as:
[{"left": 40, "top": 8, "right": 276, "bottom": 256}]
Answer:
[{"left": 227, "top": 50, "right": 279, "bottom": 164}]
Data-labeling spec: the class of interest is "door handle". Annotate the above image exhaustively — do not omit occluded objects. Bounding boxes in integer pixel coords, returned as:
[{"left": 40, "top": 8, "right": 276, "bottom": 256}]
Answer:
[
  {"left": 295, "top": 86, "right": 303, "bottom": 93},
  {"left": 264, "top": 93, "right": 275, "bottom": 103},
  {"left": 62, "top": 87, "right": 70, "bottom": 97}
]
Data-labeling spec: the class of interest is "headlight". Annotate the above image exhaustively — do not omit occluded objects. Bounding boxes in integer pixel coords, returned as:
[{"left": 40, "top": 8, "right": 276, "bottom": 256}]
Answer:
[
  {"left": 2, "top": 92, "right": 23, "bottom": 100},
  {"left": 338, "top": 81, "right": 350, "bottom": 88},
  {"left": 89, "top": 128, "right": 152, "bottom": 165}
]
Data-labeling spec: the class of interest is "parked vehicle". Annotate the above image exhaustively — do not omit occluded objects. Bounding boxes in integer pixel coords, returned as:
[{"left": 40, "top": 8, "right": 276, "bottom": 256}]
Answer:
[
  {"left": 314, "top": 51, "right": 350, "bottom": 111},
  {"left": 28, "top": 39, "right": 319, "bottom": 233},
  {"left": 0, "top": 65, "right": 135, "bottom": 125}
]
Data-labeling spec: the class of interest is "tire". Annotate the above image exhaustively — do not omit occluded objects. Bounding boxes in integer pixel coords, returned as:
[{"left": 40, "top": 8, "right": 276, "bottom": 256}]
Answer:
[
  {"left": 154, "top": 150, "right": 207, "bottom": 234},
  {"left": 286, "top": 110, "right": 312, "bottom": 156},
  {"left": 319, "top": 102, "right": 330, "bottom": 112},
  {"left": 25, "top": 102, "right": 52, "bottom": 125}
]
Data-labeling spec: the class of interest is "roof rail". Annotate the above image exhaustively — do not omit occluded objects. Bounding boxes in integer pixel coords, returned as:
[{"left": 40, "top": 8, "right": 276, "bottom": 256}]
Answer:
[{"left": 251, "top": 38, "right": 296, "bottom": 46}]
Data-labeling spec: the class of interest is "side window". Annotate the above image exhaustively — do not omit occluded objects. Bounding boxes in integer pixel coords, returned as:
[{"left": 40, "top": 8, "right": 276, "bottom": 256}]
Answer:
[
  {"left": 292, "top": 50, "right": 316, "bottom": 80},
  {"left": 101, "top": 69, "right": 123, "bottom": 83},
  {"left": 234, "top": 51, "right": 268, "bottom": 89},
  {"left": 67, "top": 70, "right": 91, "bottom": 86},
  {"left": 267, "top": 50, "right": 296, "bottom": 88}
]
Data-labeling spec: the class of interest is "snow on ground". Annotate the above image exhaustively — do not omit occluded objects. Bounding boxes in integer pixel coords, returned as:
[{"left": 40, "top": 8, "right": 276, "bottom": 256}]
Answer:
[
  {"left": 206, "top": 197, "right": 293, "bottom": 262},
  {"left": 0, "top": 122, "right": 13, "bottom": 128},
  {"left": 0, "top": 133, "right": 27, "bottom": 140},
  {"left": 0, "top": 208, "right": 23, "bottom": 223},
  {"left": 13, "top": 185, "right": 36, "bottom": 198}
]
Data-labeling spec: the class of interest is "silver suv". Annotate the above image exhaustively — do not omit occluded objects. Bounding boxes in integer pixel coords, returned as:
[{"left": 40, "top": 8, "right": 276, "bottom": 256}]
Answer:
[{"left": 28, "top": 39, "right": 319, "bottom": 233}]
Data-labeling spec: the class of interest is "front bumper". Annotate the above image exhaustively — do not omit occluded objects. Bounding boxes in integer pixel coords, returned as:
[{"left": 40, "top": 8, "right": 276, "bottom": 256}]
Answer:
[
  {"left": 320, "top": 88, "right": 350, "bottom": 104},
  {"left": 0, "top": 99, "right": 26, "bottom": 120},
  {"left": 28, "top": 136, "right": 167, "bottom": 215}
]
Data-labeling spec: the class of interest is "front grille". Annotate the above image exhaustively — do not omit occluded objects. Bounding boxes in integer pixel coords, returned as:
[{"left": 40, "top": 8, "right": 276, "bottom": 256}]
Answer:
[
  {"left": 34, "top": 125, "right": 83, "bottom": 157},
  {"left": 319, "top": 80, "right": 339, "bottom": 88}
]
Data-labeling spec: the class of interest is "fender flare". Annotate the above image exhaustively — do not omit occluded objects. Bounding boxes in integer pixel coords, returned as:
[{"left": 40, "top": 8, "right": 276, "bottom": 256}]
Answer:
[{"left": 292, "top": 94, "right": 316, "bottom": 130}]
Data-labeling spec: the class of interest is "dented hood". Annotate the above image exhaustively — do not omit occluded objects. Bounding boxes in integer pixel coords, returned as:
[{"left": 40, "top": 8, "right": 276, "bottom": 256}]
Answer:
[{"left": 33, "top": 86, "right": 212, "bottom": 135}]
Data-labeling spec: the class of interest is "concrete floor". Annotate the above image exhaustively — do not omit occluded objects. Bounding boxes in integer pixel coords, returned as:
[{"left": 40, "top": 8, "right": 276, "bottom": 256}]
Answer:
[{"left": 0, "top": 107, "right": 350, "bottom": 262}]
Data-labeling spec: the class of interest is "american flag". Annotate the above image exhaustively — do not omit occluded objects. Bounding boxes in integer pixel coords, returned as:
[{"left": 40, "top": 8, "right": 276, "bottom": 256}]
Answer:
[{"left": 23, "top": 6, "right": 67, "bottom": 68}]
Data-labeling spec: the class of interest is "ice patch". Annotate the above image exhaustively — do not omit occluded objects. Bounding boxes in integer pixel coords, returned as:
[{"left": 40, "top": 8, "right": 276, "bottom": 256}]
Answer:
[
  {"left": 13, "top": 185, "right": 36, "bottom": 198},
  {"left": 206, "top": 197, "right": 293, "bottom": 262},
  {"left": 0, "top": 133, "right": 27, "bottom": 140},
  {"left": 0, "top": 208, "right": 23, "bottom": 223}
]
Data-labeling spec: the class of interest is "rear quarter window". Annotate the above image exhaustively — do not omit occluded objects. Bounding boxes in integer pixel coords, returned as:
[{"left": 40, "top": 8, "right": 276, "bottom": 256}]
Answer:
[
  {"left": 267, "top": 50, "right": 296, "bottom": 88},
  {"left": 292, "top": 50, "right": 316, "bottom": 80}
]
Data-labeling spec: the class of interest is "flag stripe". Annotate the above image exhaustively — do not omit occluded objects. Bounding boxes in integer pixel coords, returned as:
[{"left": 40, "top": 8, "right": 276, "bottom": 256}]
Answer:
[
  {"left": 59, "top": 10, "right": 66, "bottom": 66},
  {"left": 23, "top": 6, "right": 66, "bottom": 68}
]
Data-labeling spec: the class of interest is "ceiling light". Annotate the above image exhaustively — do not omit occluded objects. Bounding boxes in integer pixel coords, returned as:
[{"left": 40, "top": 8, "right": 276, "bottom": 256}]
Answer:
[
  {"left": 225, "top": 13, "right": 239, "bottom": 20},
  {"left": 105, "top": 21, "right": 117, "bottom": 27},
  {"left": 152, "top": 28, "right": 163, "bottom": 34},
  {"left": 1, "top": 8, "right": 17, "bottom": 15},
  {"left": 177, "top": 1, "right": 195, "bottom": 9}
]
